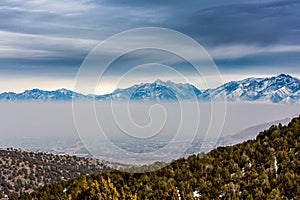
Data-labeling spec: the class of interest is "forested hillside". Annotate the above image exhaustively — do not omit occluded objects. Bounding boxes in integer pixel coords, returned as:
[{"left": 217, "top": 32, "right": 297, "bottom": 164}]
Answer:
[
  {"left": 16, "top": 115, "right": 300, "bottom": 199},
  {"left": 0, "top": 149, "right": 112, "bottom": 198}
]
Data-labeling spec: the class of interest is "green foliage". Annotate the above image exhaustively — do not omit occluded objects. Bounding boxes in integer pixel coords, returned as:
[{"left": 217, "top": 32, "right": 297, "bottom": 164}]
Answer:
[
  {"left": 0, "top": 148, "right": 111, "bottom": 198},
  {"left": 15, "top": 115, "right": 300, "bottom": 199}
]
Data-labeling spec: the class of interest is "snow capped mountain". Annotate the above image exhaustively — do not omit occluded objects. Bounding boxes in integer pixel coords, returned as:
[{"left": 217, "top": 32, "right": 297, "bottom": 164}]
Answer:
[
  {"left": 97, "top": 79, "right": 201, "bottom": 102},
  {"left": 203, "top": 74, "right": 300, "bottom": 103},
  {"left": 0, "top": 74, "right": 299, "bottom": 103},
  {"left": 0, "top": 88, "right": 87, "bottom": 102}
]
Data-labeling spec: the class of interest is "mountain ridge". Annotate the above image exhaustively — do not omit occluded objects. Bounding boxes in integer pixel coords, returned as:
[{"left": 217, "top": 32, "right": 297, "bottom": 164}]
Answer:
[{"left": 0, "top": 74, "right": 299, "bottom": 103}]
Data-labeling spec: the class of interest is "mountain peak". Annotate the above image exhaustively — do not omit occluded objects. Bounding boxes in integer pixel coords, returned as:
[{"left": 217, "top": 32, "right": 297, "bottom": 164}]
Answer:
[
  {"left": 272, "top": 74, "right": 296, "bottom": 81},
  {"left": 24, "top": 88, "right": 42, "bottom": 92},
  {"left": 277, "top": 73, "right": 292, "bottom": 78},
  {"left": 56, "top": 88, "right": 71, "bottom": 92},
  {"left": 153, "top": 79, "right": 164, "bottom": 84},
  {"left": 55, "top": 88, "right": 74, "bottom": 94}
]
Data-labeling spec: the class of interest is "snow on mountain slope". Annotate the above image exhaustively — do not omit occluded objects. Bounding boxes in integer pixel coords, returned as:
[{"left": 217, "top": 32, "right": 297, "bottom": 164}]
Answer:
[
  {"left": 97, "top": 79, "right": 201, "bottom": 102},
  {"left": 0, "top": 88, "right": 87, "bottom": 101},
  {"left": 0, "top": 74, "right": 299, "bottom": 103},
  {"left": 202, "top": 74, "right": 300, "bottom": 103}
]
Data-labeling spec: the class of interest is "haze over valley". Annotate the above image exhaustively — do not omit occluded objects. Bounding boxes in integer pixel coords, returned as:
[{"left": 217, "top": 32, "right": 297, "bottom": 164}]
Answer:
[{"left": 1, "top": 101, "right": 299, "bottom": 164}]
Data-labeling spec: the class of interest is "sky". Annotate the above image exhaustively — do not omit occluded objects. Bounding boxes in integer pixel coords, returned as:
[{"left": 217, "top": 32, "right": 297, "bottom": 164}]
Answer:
[{"left": 0, "top": 0, "right": 300, "bottom": 94}]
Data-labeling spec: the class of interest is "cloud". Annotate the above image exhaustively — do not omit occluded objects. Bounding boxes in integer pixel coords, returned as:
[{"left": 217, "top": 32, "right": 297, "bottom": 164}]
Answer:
[
  {"left": 0, "top": 0, "right": 94, "bottom": 15},
  {"left": 0, "top": 30, "right": 98, "bottom": 59},
  {"left": 181, "top": 0, "right": 300, "bottom": 47},
  {"left": 210, "top": 44, "right": 300, "bottom": 59},
  {"left": 0, "top": 0, "right": 169, "bottom": 38},
  {"left": 0, "top": 0, "right": 300, "bottom": 90}
]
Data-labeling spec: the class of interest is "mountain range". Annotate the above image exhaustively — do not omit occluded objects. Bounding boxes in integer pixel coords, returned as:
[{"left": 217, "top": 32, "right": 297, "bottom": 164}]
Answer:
[{"left": 1, "top": 74, "right": 299, "bottom": 103}]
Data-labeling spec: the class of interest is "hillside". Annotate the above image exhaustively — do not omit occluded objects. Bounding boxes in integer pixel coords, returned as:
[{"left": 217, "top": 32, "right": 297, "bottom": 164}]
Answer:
[
  {"left": 15, "top": 115, "right": 300, "bottom": 199},
  {"left": 0, "top": 148, "right": 112, "bottom": 198}
]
